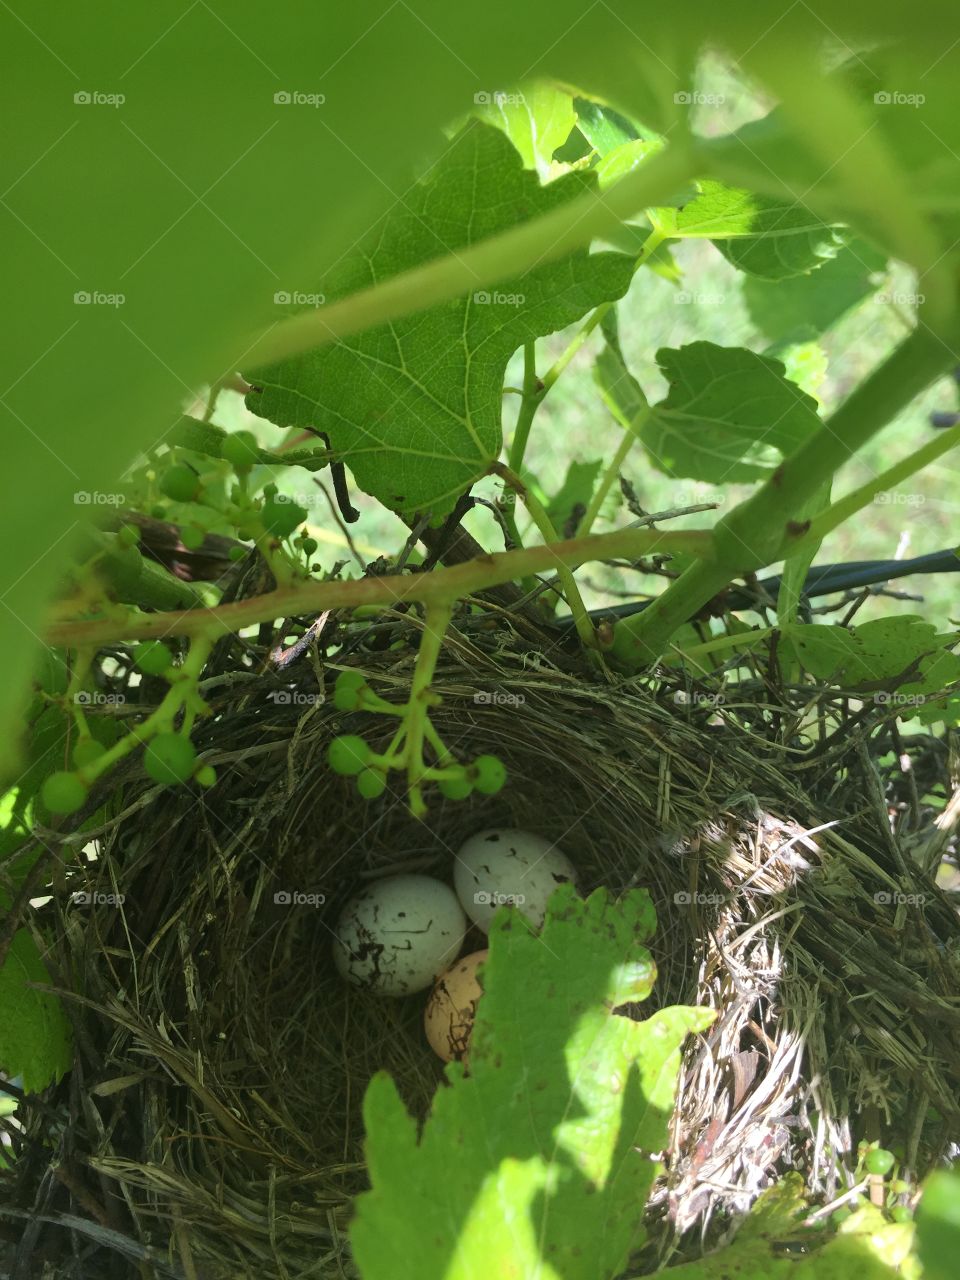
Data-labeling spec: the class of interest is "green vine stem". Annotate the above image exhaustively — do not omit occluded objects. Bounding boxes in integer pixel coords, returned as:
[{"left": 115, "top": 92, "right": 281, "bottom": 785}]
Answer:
[
  {"left": 403, "top": 600, "right": 453, "bottom": 817},
  {"left": 615, "top": 325, "right": 959, "bottom": 666},
  {"left": 805, "top": 423, "right": 960, "bottom": 544},
  {"left": 492, "top": 463, "right": 597, "bottom": 651},
  {"left": 72, "top": 635, "right": 215, "bottom": 788},
  {"left": 46, "top": 525, "right": 713, "bottom": 648},
  {"left": 506, "top": 342, "right": 543, "bottom": 477}
]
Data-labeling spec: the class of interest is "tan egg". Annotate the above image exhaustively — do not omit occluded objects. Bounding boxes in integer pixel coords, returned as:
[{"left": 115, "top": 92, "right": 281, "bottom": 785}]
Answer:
[{"left": 424, "top": 949, "right": 488, "bottom": 1063}]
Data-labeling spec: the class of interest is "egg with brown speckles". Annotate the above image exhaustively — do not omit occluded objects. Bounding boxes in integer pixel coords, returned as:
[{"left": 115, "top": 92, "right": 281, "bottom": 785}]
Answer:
[
  {"left": 333, "top": 875, "right": 466, "bottom": 996},
  {"left": 424, "top": 949, "right": 487, "bottom": 1062},
  {"left": 454, "top": 828, "right": 578, "bottom": 933}
]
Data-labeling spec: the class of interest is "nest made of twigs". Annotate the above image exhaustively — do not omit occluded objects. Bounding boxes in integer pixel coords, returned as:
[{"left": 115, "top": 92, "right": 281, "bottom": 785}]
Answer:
[{"left": 5, "top": 608, "right": 960, "bottom": 1279}]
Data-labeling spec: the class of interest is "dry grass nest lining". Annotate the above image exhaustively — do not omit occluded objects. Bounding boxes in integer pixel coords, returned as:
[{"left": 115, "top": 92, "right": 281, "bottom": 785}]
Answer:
[{"left": 19, "top": 629, "right": 960, "bottom": 1278}]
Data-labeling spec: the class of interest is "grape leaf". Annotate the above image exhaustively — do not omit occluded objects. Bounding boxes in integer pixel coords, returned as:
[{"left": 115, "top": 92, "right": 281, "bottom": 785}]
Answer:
[
  {"left": 656, "top": 180, "right": 847, "bottom": 280},
  {"left": 245, "top": 123, "right": 635, "bottom": 518},
  {"left": 574, "top": 96, "right": 647, "bottom": 157},
  {"left": 475, "top": 83, "right": 576, "bottom": 178},
  {"left": 780, "top": 618, "right": 960, "bottom": 721},
  {"left": 640, "top": 342, "right": 822, "bottom": 482},
  {"left": 744, "top": 241, "right": 888, "bottom": 342},
  {"left": 664, "top": 1176, "right": 919, "bottom": 1280},
  {"left": 351, "top": 886, "right": 712, "bottom": 1280},
  {"left": 0, "top": 926, "right": 73, "bottom": 1094}
]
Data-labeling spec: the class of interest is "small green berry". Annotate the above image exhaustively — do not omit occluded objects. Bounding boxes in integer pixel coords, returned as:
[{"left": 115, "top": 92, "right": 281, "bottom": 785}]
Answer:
[
  {"left": 439, "top": 772, "right": 472, "bottom": 800},
  {"left": 150, "top": 504, "right": 168, "bottom": 520},
  {"left": 221, "top": 430, "right": 260, "bottom": 469},
  {"left": 42, "top": 771, "right": 88, "bottom": 814},
  {"left": 301, "top": 536, "right": 318, "bottom": 557},
  {"left": 160, "top": 463, "right": 200, "bottom": 503},
  {"left": 116, "top": 523, "right": 140, "bottom": 549},
  {"left": 263, "top": 482, "right": 278, "bottom": 499},
  {"left": 72, "top": 737, "right": 106, "bottom": 770},
  {"left": 194, "top": 763, "right": 217, "bottom": 787},
  {"left": 470, "top": 754, "right": 506, "bottom": 795},
  {"left": 228, "top": 545, "right": 247, "bottom": 561},
  {"left": 333, "top": 670, "right": 367, "bottom": 712},
  {"left": 328, "top": 735, "right": 370, "bottom": 776},
  {"left": 261, "top": 496, "right": 308, "bottom": 537},
  {"left": 180, "top": 524, "right": 205, "bottom": 551},
  {"left": 356, "top": 768, "right": 387, "bottom": 799},
  {"left": 865, "top": 1148, "right": 895, "bottom": 1176},
  {"left": 889, "top": 1205, "right": 912, "bottom": 1223},
  {"left": 133, "top": 641, "right": 173, "bottom": 677},
  {"left": 144, "top": 733, "right": 197, "bottom": 785}
]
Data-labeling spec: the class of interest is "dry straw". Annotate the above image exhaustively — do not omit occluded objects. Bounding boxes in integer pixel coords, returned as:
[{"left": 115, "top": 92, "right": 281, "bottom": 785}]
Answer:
[{"left": 4, "top": 609, "right": 960, "bottom": 1278}]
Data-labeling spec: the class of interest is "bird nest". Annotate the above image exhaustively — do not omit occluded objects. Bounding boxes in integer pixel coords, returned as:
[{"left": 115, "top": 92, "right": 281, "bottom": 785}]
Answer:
[{"left": 5, "top": 607, "right": 960, "bottom": 1279}]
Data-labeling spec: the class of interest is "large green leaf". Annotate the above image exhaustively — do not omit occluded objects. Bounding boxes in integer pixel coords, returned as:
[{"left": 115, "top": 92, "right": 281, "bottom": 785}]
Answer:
[
  {"left": 351, "top": 886, "right": 712, "bottom": 1280},
  {"left": 245, "top": 123, "right": 635, "bottom": 517},
  {"left": 641, "top": 342, "right": 822, "bottom": 482}
]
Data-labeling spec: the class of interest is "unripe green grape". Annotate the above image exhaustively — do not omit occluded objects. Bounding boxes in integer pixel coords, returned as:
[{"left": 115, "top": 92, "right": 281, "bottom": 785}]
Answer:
[
  {"left": 865, "top": 1148, "right": 895, "bottom": 1176},
  {"left": 221, "top": 430, "right": 260, "bottom": 469},
  {"left": 356, "top": 768, "right": 386, "bottom": 799},
  {"left": 150, "top": 504, "right": 168, "bottom": 520},
  {"left": 160, "top": 464, "right": 200, "bottom": 503},
  {"left": 261, "top": 497, "right": 308, "bottom": 537},
  {"left": 328, "top": 734, "right": 370, "bottom": 776},
  {"left": 194, "top": 763, "right": 217, "bottom": 787},
  {"left": 144, "top": 733, "right": 197, "bottom": 785},
  {"left": 301, "top": 536, "right": 318, "bottom": 557},
  {"left": 333, "top": 670, "right": 367, "bottom": 712},
  {"left": 889, "top": 1205, "right": 912, "bottom": 1223},
  {"left": 180, "top": 525, "right": 205, "bottom": 551},
  {"left": 263, "top": 481, "right": 278, "bottom": 499},
  {"left": 42, "top": 771, "right": 88, "bottom": 814},
  {"left": 470, "top": 754, "right": 506, "bottom": 795},
  {"left": 228, "top": 546, "right": 247, "bottom": 562},
  {"left": 133, "top": 641, "right": 173, "bottom": 676},
  {"left": 72, "top": 737, "right": 106, "bottom": 769},
  {"left": 116, "top": 523, "right": 140, "bottom": 549},
  {"left": 439, "top": 772, "right": 472, "bottom": 800}
]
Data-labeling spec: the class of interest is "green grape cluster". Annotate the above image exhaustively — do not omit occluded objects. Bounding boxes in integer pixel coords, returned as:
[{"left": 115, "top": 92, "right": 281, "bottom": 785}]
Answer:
[
  {"left": 326, "top": 670, "right": 507, "bottom": 807},
  {"left": 144, "top": 733, "right": 197, "bottom": 785}
]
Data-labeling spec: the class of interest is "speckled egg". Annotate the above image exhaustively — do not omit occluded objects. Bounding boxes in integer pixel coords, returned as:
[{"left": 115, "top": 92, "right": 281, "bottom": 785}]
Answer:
[
  {"left": 453, "top": 828, "right": 578, "bottom": 933},
  {"left": 333, "top": 874, "right": 466, "bottom": 996},
  {"left": 424, "top": 949, "right": 488, "bottom": 1062}
]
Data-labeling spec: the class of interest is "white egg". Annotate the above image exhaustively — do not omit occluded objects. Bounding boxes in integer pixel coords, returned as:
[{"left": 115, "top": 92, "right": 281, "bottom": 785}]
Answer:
[
  {"left": 453, "top": 828, "right": 578, "bottom": 933},
  {"left": 332, "top": 874, "right": 466, "bottom": 996}
]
